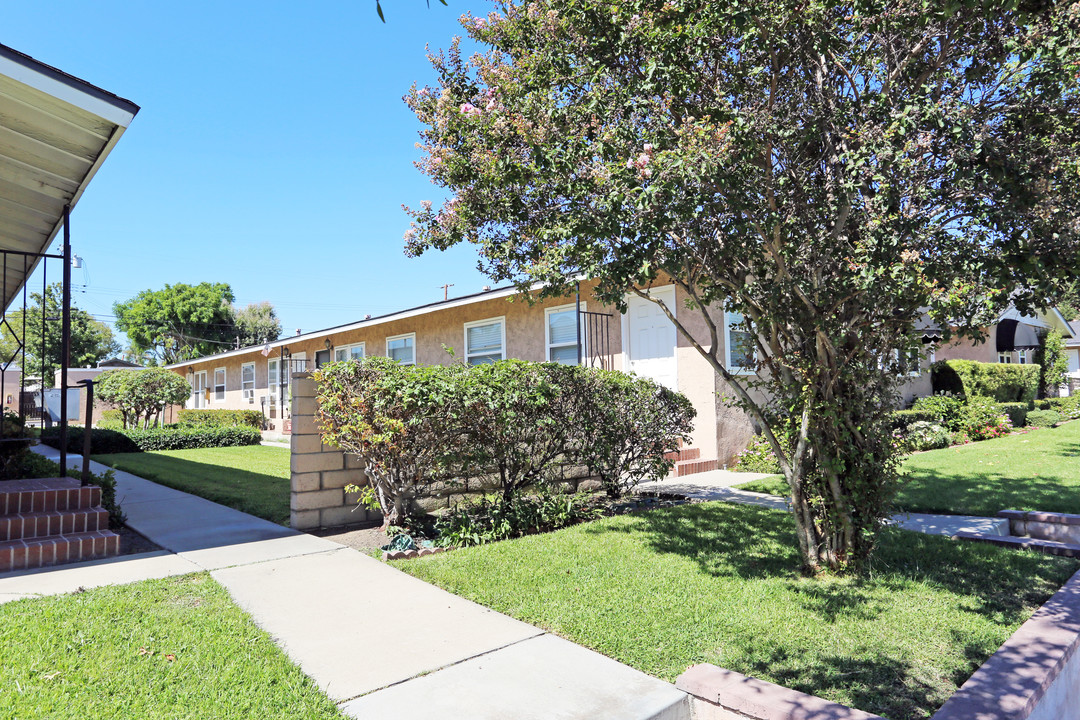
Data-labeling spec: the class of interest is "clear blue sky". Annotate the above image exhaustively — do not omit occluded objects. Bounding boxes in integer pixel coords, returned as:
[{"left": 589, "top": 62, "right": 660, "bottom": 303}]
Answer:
[{"left": 5, "top": 0, "right": 493, "bottom": 347}]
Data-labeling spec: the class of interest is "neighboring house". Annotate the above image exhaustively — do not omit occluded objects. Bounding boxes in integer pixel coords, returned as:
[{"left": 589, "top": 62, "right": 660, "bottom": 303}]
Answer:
[
  {"left": 1064, "top": 320, "right": 1080, "bottom": 390},
  {"left": 934, "top": 306, "right": 1076, "bottom": 395},
  {"left": 55, "top": 358, "right": 183, "bottom": 426},
  {"left": 166, "top": 280, "right": 938, "bottom": 471}
]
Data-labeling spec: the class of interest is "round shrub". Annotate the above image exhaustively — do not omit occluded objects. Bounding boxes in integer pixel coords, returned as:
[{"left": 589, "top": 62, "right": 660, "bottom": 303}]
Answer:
[
  {"left": 1026, "top": 409, "right": 1062, "bottom": 428},
  {"left": 900, "top": 421, "right": 951, "bottom": 452},
  {"left": 911, "top": 394, "right": 964, "bottom": 431},
  {"left": 735, "top": 434, "right": 782, "bottom": 474}
]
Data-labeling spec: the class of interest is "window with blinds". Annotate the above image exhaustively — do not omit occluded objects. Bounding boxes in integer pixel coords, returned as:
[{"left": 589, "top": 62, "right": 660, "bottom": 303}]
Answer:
[
  {"left": 465, "top": 318, "right": 504, "bottom": 365},
  {"left": 546, "top": 305, "right": 583, "bottom": 364},
  {"left": 214, "top": 367, "right": 226, "bottom": 401},
  {"left": 335, "top": 343, "right": 366, "bottom": 362},
  {"left": 387, "top": 334, "right": 415, "bottom": 365}
]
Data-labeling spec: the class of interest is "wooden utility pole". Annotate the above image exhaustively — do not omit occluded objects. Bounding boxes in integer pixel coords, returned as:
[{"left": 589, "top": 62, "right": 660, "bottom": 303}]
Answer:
[{"left": 439, "top": 283, "right": 454, "bottom": 300}]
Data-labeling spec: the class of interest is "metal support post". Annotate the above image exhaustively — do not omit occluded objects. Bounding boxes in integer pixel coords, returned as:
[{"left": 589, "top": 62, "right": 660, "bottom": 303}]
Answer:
[{"left": 59, "top": 205, "right": 71, "bottom": 476}]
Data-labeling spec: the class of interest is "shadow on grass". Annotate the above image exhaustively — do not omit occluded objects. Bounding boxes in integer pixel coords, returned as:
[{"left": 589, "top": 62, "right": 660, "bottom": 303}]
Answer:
[
  {"left": 95, "top": 452, "right": 290, "bottom": 525},
  {"left": 897, "top": 468, "right": 1080, "bottom": 516},
  {"left": 744, "top": 645, "right": 949, "bottom": 720}
]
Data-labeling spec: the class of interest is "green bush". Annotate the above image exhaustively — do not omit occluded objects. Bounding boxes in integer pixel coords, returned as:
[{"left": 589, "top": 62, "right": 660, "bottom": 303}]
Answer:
[
  {"left": 433, "top": 486, "right": 601, "bottom": 547},
  {"left": 931, "top": 359, "right": 1040, "bottom": 403},
  {"left": 900, "top": 421, "right": 951, "bottom": 452},
  {"left": 958, "top": 396, "right": 1012, "bottom": 441},
  {"left": 995, "top": 402, "right": 1029, "bottom": 428},
  {"left": 1034, "top": 396, "right": 1080, "bottom": 419},
  {"left": 889, "top": 409, "right": 939, "bottom": 431},
  {"left": 41, "top": 424, "right": 261, "bottom": 454},
  {"left": 1026, "top": 409, "right": 1062, "bottom": 428},
  {"left": 315, "top": 357, "right": 695, "bottom": 527},
  {"left": 734, "top": 434, "right": 782, "bottom": 474},
  {"left": 911, "top": 394, "right": 965, "bottom": 431},
  {"left": 177, "top": 409, "right": 264, "bottom": 429}
]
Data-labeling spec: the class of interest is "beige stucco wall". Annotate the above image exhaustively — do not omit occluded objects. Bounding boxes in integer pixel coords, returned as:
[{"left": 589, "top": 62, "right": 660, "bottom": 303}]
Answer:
[{"left": 935, "top": 329, "right": 998, "bottom": 364}]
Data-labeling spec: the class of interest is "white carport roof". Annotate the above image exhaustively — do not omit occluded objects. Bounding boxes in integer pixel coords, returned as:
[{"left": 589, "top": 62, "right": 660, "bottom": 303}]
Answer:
[{"left": 0, "top": 43, "right": 138, "bottom": 309}]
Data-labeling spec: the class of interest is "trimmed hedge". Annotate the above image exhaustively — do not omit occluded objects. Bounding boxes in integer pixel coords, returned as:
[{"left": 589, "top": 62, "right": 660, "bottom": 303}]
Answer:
[
  {"left": 1034, "top": 396, "right": 1080, "bottom": 419},
  {"left": 177, "top": 409, "right": 264, "bottom": 429},
  {"left": 931, "top": 359, "right": 1040, "bottom": 403},
  {"left": 42, "top": 424, "right": 262, "bottom": 454},
  {"left": 995, "top": 402, "right": 1029, "bottom": 428},
  {"left": 1027, "top": 409, "right": 1062, "bottom": 428},
  {"left": 890, "top": 409, "right": 938, "bottom": 431}
]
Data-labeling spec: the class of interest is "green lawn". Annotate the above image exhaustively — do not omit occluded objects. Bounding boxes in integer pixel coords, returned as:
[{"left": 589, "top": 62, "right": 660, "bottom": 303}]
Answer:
[
  {"left": 397, "top": 501, "right": 1078, "bottom": 720},
  {"left": 737, "top": 420, "right": 1080, "bottom": 517},
  {"left": 0, "top": 574, "right": 344, "bottom": 720},
  {"left": 92, "top": 445, "right": 291, "bottom": 524}
]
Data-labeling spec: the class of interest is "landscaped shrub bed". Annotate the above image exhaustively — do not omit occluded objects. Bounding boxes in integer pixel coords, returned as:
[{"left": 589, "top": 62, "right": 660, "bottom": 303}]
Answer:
[
  {"left": 315, "top": 357, "right": 695, "bottom": 530},
  {"left": 42, "top": 424, "right": 261, "bottom": 454},
  {"left": 734, "top": 434, "right": 782, "bottom": 473},
  {"left": 1035, "top": 395, "right": 1080, "bottom": 419},
  {"left": 1026, "top": 409, "right": 1062, "bottom": 428},
  {"left": 177, "top": 409, "right": 264, "bottom": 429}
]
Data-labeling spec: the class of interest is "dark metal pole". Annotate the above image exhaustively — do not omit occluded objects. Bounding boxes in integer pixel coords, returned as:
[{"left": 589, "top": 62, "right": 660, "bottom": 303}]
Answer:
[
  {"left": 18, "top": 255, "right": 27, "bottom": 426},
  {"left": 78, "top": 379, "right": 93, "bottom": 485},
  {"left": 59, "top": 205, "right": 71, "bottom": 476},
  {"left": 575, "top": 282, "right": 582, "bottom": 366}
]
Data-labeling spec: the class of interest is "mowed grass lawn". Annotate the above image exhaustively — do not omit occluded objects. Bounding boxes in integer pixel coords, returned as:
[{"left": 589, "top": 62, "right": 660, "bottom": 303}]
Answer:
[
  {"left": 398, "top": 502, "right": 1078, "bottom": 720},
  {"left": 737, "top": 420, "right": 1080, "bottom": 517},
  {"left": 92, "top": 445, "right": 291, "bottom": 524},
  {"left": 0, "top": 574, "right": 345, "bottom": 720}
]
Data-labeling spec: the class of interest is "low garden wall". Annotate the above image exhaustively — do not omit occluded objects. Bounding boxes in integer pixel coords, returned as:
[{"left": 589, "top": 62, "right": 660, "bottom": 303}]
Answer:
[
  {"left": 932, "top": 568, "right": 1080, "bottom": 719},
  {"left": 1000, "top": 509, "right": 1080, "bottom": 546}
]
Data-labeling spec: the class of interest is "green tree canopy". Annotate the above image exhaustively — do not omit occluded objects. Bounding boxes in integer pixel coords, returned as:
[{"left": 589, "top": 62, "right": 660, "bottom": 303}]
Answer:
[
  {"left": 0, "top": 283, "right": 120, "bottom": 386},
  {"left": 114, "top": 283, "right": 235, "bottom": 365},
  {"left": 233, "top": 301, "right": 282, "bottom": 347},
  {"left": 405, "top": 0, "right": 1080, "bottom": 572},
  {"left": 96, "top": 368, "right": 192, "bottom": 429}
]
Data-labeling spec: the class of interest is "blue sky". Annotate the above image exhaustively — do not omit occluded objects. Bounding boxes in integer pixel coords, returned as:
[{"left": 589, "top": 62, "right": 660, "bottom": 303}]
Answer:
[{"left": 5, "top": 0, "right": 493, "bottom": 347}]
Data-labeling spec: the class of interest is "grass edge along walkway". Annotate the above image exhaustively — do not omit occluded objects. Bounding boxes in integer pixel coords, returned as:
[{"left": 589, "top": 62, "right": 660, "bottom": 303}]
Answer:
[
  {"left": 396, "top": 501, "right": 1079, "bottom": 720},
  {"left": 0, "top": 573, "right": 346, "bottom": 720},
  {"left": 91, "top": 445, "right": 291, "bottom": 525},
  {"left": 735, "top": 420, "right": 1080, "bottom": 517}
]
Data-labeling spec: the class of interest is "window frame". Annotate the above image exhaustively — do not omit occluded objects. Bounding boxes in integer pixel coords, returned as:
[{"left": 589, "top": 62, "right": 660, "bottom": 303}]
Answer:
[
  {"left": 1017, "top": 349, "right": 1028, "bottom": 365},
  {"left": 241, "top": 362, "right": 255, "bottom": 401},
  {"left": 334, "top": 342, "right": 366, "bottom": 362},
  {"left": 545, "top": 303, "right": 585, "bottom": 365},
  {"left": 464, "top": 316, "right": 507, "bottom": 366},
  {"left": 723, "top": 309, "right": 756, "bottom": 375},
  {"left": 998, "top": 352, "right": 1013, "bottom": 364},
  {"left": 385, "top": 333, "right": 416, "bottom": 366},
  {"left": 213, "top": 367, "right": 227, "bottom": 402},
  {"left": 266, "top": 358, "right": 279, "bottom": 407}
]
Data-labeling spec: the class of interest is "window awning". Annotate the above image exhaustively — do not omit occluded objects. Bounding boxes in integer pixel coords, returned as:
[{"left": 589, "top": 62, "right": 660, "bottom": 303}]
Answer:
[
  {"left": 0, "top": 44, "right": 138, "bottom": 309},
  {"left": 996, "top": 319, "right": 1042, "bottom": 352}
]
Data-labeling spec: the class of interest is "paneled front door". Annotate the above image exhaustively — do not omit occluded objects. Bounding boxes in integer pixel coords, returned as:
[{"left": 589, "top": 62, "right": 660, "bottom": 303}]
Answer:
[{"left": 623, "top": 286, "right": 678, "bottom": 390}]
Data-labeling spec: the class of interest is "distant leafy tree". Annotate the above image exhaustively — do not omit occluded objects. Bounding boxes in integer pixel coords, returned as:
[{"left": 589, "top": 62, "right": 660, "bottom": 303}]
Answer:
[
  {"left": 0, "top": 283, "right": 119, "bottom": 386},
  {"left": 1036, "top": 330, "right": 1069, "bottom": 398},
  {"left": 114, "top": 283, "right": 237, "bottom": 365},
  {"left": 233, "top": 301, "right": 282, "bottom": 347},
  {"left": 96, "top": 368, "right": 191, "bottom": 429}
]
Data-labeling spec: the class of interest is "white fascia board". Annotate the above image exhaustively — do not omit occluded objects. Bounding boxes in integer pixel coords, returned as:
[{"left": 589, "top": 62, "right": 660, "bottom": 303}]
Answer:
[
  {"left": 166, "top": 282, "right": 546, "bottom": 370},
  {"left": 0, "top": 54, "right": 136, "bottom": 128}
]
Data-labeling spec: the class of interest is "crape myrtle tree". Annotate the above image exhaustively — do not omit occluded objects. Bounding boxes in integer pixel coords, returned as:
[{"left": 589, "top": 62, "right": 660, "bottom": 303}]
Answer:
[{"left": 404, "top": 0, "right": 1080, "bottom": 572}]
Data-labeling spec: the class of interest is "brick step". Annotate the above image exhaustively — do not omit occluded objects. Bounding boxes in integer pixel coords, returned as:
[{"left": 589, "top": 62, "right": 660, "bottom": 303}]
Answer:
[
  {"left": 672, "top": 459, "right": 720, "bottom": 477},
  {"left": 0, "top": 507, "right": 109, "bottom": 541},
  {"left": 0, "top": 478, "right": 100, "bottom": 515},
  {"left": 663, "top": 447, "right": 701, "bottom": 462},
  {"left": 0, "top": 530, "right": 120, "bottom": 573}
]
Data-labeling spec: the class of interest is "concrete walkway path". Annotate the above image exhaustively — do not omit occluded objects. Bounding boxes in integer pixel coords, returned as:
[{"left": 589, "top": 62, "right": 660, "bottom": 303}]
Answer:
[
  {"left": 639, "top": 469, "right": 1010, "bottom": 537},
  {"left": 2, "top": 446, "right": 689, "bottom": 720}
]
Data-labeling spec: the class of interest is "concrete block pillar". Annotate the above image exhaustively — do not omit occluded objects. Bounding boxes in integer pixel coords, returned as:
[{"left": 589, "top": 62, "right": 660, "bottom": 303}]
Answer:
[{"left": 289, "top": 372, "right": 374, "bottom": 530}]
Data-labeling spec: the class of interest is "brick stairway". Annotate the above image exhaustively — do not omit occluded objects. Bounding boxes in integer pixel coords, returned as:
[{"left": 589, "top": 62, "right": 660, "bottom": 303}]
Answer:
[
  {"left": 0, "top": 478, "right": 120, "bottom": 573},
  {"left": 663, "top": 446, "right": 723, "bottom": 477}
]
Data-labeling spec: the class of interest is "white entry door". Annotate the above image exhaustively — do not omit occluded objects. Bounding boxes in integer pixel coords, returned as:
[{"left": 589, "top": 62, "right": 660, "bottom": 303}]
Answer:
[{"left": 624, "top": 287, "right": 678, "bottom": 390}]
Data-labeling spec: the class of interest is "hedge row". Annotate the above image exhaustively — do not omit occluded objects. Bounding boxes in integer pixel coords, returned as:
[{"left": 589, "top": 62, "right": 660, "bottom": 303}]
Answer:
[
  {"left": 42, "top": 424, "right": 262, "bottom": 454},
  {"left": 931, "top": 359, "right": 1040, "bottom": 403},
  {"left": 176, "top": 409, "right": 264, "bottom": 428}
]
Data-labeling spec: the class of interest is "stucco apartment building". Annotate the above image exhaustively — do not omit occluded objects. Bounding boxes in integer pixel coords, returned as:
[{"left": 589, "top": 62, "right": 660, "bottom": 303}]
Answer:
[
  {"left": 167, "top": 281, "right": 792, "bottom": 469},
  {"left": 166, "top": 280, "right": 951, "bottom": 470}
]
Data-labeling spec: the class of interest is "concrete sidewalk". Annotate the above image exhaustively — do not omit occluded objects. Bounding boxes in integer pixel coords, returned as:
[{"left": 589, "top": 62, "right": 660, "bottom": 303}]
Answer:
[
  {"left": 639, "top": 469, "right": 1010, "bottom": 537},
  {"left": 3, "top": 445, "right": 689, "bottom": 720}
]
